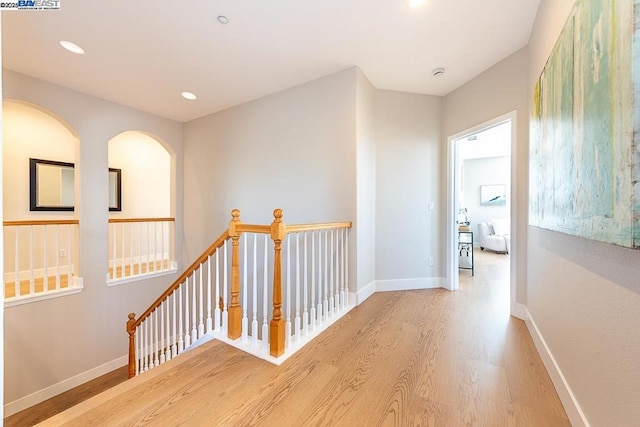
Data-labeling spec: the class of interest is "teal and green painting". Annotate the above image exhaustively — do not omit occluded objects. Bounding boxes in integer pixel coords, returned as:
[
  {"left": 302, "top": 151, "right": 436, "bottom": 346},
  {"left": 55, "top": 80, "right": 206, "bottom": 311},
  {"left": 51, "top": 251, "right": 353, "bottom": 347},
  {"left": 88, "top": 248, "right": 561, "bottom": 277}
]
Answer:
[{"left": 530, "top": 0, "right": 640, "bottom": 248}]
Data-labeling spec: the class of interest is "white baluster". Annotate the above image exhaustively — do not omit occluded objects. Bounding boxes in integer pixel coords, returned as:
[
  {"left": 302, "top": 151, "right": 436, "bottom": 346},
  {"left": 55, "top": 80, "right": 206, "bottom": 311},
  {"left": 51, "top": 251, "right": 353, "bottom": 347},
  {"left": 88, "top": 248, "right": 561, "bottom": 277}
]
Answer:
[
  {"left": 252, "top": 234, "right": 258, "bottom": 344},
  {"left": 14, "top": 227, "right": 19, "bottom": 297},
  {"left": 29, "top": 225, "right": 34, "bottom": 294},
  {"left": 323, "top": 230, "right": 328, "bottom": 320},
  {"left": 242, "top": 234, "right": 248, "bottom": 342},
  {"left": 334, "top": 229, "right": 340, "bottom": 311},
  {"left": 165, "top": 300, "right": 171, "bottom": 361},
  {"left": 335, "top": 229, "right": 341, "bottom": 310},
  {"left": 160, "top": 305, "right": 166, "bottom": 364},
  {"left": 161, "top": 221, "right": 166, "bottom": 272},
  {"left": 345, "top": 229, "right": 349, "bottom": 306},
  {"left": 111, "top": 223, "right": 116, "bottom": 280},
  {"left": 135, "top": 325, "right": 140, "bottom": 375},
  {"left": 172, "top": 292, "right": 178, "bottom": 357},
  {"left": 153, "top": 221, "right": 158, "bottom": 273},
  {"left": 192, "top": 274, "right": 198, "bottom": 341},
  {"left": 206, "top": 255, "right": 213, "bottom": 333},
  {"left": 68, "top": 225, "right": 72, "bottom": 287},
  {"left": 303, "top": 232, "right": 309, "bottom": 336},
  {"left": 140, "top": 319, "right": 149, "bottom": 372},
  {"left": 148, "top": 317, "right": 153, "bottom": 370},
  {"left": 285, "top": 236, "right": 291, "bottom": 348},
  {"left": 215, "top": 251, "right": 221, "bottom": 331},
  {"left": 318, "top": 230, "right": 324, "bottom": 323},
  {"left": 178, "top": 286, "right": 185, "bottom": 352},
  {"left": 146, "top": 222, "right": 151, "bottom": 274},
  {"left": 156, "top": 311, "right": 161, "bottom": 366},
  {"left": 43, "top": 225, "right": 48, "bottom": 291},
  {"left": 223, "top": 241, "right": 228, "bottom": 331},
  {"left": 329, "top": 229, "right": 335, "bottom": 317},
  {"left": 311, "top": 231, "right": 316, "bottom": 330},
  {"left": 341, "top": 228, "right": 346, "bottom": 307},
  {"left": 120, "top": 222, "right": 127, "bottom": 277},
  {"left": 55, "top": 225, "right": 60, "bottom": 290},
  {"left": 295, "top": 233, "right": 301, "bottom": 342},
  {"left": 262, "top": 234, "right": 268, "bottom": 344},
  {"left": 198, "top": 264, "right": 204, "bottom": 337},
  {"left": 170, "top": 221, "right": 175, "bottom": 267},
  {"left": 129, "top": 223, "right": 134, "bottom": 276},
  {"left": 138, "top": 222, "right": 142, "bottom": 276},
  {"left": 184, "top": 280, "right": 191, "bottom": 348},
  {"left": 151, "top": 310, "right": 159, "bottom": 368}
]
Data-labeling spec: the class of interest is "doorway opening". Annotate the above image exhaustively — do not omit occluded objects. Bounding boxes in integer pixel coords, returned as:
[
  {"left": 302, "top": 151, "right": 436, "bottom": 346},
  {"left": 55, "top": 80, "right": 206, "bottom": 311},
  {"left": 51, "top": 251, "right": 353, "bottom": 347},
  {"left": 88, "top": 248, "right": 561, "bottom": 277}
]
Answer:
[{"left": 446, "top": 112, "right": 518, "bottom": 316}]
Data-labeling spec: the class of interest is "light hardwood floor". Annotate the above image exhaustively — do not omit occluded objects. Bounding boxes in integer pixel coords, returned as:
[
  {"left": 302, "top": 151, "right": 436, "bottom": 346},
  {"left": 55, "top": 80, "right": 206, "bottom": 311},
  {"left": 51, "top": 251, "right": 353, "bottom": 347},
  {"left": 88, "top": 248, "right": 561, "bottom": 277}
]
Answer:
[{"left": 39, "top": 251, "right": 569, "bottom": 426}]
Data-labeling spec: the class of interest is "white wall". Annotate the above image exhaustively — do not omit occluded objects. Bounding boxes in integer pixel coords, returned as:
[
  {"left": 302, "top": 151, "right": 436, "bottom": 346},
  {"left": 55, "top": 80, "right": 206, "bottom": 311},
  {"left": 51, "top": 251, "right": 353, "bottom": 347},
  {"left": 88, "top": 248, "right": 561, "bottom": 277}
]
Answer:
[
  {"left": 355, "top": 69, "right": 376, "bottom": 292},
  {"left": 108, "top": 131, "right": 171, "bottom": 218},
  {"left": 375, "top": 89, "right": 442, "bottom": 281},
  {"left": 526, "top": 0, "right": 640, "bottom": 425},
  {"left": 442, "top": 48, "right": 529, "bottom": 302},
  {"left": 463, "top": 156, "right": 510, "bottom": 236},
  {"left": 183, "top": 68, "right": 358, "bottom": 288},
  {"left": 2, "top": 71, "right": 184, "bottom": 413}
]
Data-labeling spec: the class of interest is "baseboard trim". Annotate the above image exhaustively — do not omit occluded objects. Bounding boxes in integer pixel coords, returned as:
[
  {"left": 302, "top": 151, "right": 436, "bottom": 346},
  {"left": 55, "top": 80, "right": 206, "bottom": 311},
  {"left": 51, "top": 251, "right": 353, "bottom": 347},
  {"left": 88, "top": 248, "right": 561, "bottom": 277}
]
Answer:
[
  {"left": 354, "top": 281, "right": 376, "bottom": 305},
  {"left": 524, "top": 307, "right": 589, "bottom": 427},
  {"left": 375, "top": 277, "right": 445, "bottom": 292},
  {"left": 510, "top": 302, "right": 528, "bottom": 320},
  {"left": 4, "top": 354, "right": 128, "bottom": 417}
]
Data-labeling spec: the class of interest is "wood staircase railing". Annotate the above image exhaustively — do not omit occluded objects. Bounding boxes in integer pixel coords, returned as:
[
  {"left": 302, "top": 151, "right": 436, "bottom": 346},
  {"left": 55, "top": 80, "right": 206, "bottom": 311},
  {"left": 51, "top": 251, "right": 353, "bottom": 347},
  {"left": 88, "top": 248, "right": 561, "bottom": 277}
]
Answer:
[
  {"left": 108, "top": 217, "right": 176, "bottom": 282},
  {"left": 3, "top": 219, "right": 80, "bottom": 301},
  {"left": 126, "top": 209, "right": 352, "bottom": 378}
]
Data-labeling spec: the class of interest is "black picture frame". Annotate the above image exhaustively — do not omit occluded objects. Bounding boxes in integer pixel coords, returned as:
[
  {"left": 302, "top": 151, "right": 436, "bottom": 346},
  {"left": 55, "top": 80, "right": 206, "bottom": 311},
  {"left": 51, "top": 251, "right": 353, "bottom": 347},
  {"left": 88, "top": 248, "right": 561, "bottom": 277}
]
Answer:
[
  {"left": 30, "top": 158, "right": 75, "bottom": 211},
  {"left": 29, "top": 158, "right": 122, "bottom": 212}
]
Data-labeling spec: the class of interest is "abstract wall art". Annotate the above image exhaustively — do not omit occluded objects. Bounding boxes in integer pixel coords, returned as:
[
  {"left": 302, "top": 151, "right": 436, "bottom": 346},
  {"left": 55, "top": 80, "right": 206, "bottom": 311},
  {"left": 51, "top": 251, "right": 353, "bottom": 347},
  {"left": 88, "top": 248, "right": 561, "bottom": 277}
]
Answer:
[{"left": 529, "top": 0, "right": 640, "bottom": 248}]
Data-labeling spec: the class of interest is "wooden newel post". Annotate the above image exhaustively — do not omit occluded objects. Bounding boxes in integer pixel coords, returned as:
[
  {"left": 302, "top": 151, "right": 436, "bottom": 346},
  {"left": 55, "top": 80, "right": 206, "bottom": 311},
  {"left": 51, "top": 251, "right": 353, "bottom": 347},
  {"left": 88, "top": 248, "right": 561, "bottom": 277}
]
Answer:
[
  {"left": 126, "top": 313, "right": 136, "bottom": 379},
  {"left": 228, "top": 209, "right": 242, "bottom": 340},
  {"left": 270, "top": 208, "right": 286, "bottom": 357}
]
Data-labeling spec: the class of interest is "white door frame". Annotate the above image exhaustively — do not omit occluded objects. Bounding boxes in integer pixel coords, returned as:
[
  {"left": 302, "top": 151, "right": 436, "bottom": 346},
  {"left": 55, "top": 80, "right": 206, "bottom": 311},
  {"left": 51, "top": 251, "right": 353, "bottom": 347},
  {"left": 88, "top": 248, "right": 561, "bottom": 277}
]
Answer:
[{"left": 446, "top": 111, "right": 521, "bottom": 318}]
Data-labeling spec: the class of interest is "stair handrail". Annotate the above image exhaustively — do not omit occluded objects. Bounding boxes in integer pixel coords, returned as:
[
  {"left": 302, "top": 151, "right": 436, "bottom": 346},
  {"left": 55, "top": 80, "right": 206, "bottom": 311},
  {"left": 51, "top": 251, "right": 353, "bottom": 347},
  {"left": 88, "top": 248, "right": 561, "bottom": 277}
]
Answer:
[
  {"left": 126, "top": 209, "right": 352, "bottom": 377},
  {"left": 126, "top": 228, "right": 230, "bottom": 377}
]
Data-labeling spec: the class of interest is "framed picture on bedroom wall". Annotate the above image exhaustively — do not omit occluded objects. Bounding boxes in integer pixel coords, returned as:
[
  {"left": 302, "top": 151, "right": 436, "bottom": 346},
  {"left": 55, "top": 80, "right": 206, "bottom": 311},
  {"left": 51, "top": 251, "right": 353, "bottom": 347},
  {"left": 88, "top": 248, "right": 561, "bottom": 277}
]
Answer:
[{"left": 480, "top": 184, "right": 506, "bottom": 206}]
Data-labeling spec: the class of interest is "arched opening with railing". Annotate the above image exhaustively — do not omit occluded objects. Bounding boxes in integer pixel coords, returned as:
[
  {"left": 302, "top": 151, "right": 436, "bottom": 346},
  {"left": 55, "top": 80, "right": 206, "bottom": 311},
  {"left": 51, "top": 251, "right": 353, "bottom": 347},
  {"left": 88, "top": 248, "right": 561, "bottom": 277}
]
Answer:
[
  {"left": 107, "top": 130, "right": 177, "bottom": 284},
  {"left": 2, "top": 100, "right": 83, "bottom": 305}
]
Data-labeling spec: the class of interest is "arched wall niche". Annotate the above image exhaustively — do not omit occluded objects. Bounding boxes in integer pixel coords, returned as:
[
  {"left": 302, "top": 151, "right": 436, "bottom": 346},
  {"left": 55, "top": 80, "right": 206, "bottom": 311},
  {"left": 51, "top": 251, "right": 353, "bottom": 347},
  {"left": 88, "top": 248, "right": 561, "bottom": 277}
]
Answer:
[{"left": 2, "top": 99, "right": 79, "bottom": 220}]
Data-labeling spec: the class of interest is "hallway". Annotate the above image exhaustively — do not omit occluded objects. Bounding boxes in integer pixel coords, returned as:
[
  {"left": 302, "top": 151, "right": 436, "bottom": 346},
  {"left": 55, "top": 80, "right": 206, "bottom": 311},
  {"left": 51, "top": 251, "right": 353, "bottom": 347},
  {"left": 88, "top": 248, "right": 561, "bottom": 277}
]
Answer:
[{"left": 43, "top": 251, "right": 568, "bottom": 426}]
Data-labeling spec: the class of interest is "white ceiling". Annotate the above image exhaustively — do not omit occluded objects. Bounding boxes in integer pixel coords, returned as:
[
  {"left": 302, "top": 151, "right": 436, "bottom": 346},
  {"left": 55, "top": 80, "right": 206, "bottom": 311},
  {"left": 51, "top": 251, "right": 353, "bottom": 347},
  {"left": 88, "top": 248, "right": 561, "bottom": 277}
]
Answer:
[
  {"left": 2, "top": 0, "right": 540, "bottom": 123},
  {"left": 459, "top": 121, "right": 512, "bottom": 160}
]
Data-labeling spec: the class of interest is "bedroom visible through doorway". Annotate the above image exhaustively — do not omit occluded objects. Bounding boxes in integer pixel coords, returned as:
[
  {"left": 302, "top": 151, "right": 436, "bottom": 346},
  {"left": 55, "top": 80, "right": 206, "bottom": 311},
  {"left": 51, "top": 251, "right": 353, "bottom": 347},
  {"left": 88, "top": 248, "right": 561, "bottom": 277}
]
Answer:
[{"left": 447, "top": 116, "right": 514, "bottom": 307}]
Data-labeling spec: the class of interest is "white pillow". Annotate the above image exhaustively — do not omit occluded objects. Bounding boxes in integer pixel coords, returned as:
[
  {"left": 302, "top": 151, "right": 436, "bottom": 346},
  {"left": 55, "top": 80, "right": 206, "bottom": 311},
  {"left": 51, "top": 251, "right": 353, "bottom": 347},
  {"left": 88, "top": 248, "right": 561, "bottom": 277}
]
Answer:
[{"left": 491, "top": 219, "right": 510, "bottom": 235}]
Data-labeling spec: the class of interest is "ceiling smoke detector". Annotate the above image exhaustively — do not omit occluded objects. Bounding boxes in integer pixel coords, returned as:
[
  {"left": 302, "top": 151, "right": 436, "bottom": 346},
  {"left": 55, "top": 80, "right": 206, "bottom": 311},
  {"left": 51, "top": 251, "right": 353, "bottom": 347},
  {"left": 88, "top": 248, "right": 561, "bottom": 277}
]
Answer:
[
  {"left": 432, "top": 67, "right": 445, "bottom": 77},
  {"left": 217, "top": 15, "right": 229, "bottom": 24}
]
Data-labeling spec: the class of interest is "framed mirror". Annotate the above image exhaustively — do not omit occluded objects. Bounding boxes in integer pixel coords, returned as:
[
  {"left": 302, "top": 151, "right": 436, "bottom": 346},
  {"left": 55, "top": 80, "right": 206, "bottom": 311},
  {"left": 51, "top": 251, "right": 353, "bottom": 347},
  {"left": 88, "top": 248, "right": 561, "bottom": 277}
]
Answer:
[
  {"left": 29, "top": 159, "right": 75, "bottom": 211},
  {"left": 29, "top": 158, "right": 122, "bottom": 211},
  {"left": 108, "top": 168, "right": 122, "bottom": 211}
]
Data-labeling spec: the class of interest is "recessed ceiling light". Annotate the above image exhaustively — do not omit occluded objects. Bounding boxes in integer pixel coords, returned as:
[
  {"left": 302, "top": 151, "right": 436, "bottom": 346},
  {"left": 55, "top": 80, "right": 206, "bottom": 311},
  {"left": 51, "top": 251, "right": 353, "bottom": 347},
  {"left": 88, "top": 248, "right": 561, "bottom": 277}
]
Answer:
[
  {"left": 59, "top": 40, "right": 85, "bottom": 55},
  {"left": 408, "top": 0, "right": 426, "bottom": 8},
  {"left": 432, "top": 67, "right": 445, "bottom": 77},
  {"left": 217, "top": 15, "right": 229, "bottom": 24},
  {"left": 181, "top": 91, "right": 197, "bottom": 100}
]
